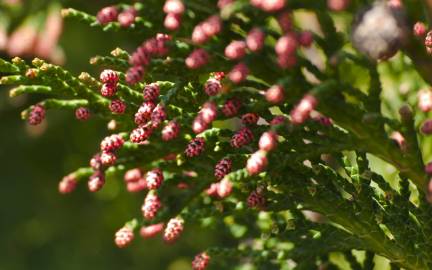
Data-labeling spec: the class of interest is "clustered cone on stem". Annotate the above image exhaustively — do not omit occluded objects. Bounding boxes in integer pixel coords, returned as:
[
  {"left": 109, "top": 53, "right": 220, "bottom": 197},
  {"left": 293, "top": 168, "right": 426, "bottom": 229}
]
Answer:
[
  {"left": 163, "top": 217, "right": 184, "bottom": 243},
  {"left": 142, "top": 192, "right": 162, "bottom": 220},
  {"left": 114, "top": 227, "right": 134, "bottom": 248}
]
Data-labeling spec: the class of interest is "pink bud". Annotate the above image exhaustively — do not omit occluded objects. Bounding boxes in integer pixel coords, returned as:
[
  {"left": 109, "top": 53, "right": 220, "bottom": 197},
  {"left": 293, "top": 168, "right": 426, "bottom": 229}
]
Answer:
[
  {"left": 140, "top": 223, "right": 164, "bottom": 239},
  {"left": 88, "top": 171, "right": 105, "bottom": 192},
  {"left": 421, "top": 119, "right": 432, "bottom": 135},
  {"left": 185, "top": 48, "right": 209, "bottom": 69},
  {"left": 270, "top": 115, "right": 287, "bottom": 125},
  {"left": 327, "top": 0, "right": 350, "bottom": 11},
  {"left": 290, "top": 94, "right": 318, "bottom": 124},
  {"left": 206, "top": 183, "right": 219, "bottom": 197},
  {"left": 275, "top": 33, "right": 298, "bottom": 56},
  {"left": 126, "top": 179, "right": 147, "bottom": 192},
  {"left": 162, "top": 120, "right": 180, "bottom": 141},
  {"left": 200, "top": 101, "right": 218, "bottom": 123},
  {"left": 142, "top": 192, "right": 162, "bottom": 220},
  {"left": 390, "top": 131, "right": 407, "bottom": 151},
  {"left": 97, "top": 6, "right": 118, "bottom": 25},
  {"left": 146, "top": 168, "right": 164, "bottom": 190},
  {"left": 246, "top": 150, "right": 268, "bottom": 175},
  {"left": 201, "top": 15, "right": 222, "bottom": 37},
  {"left": 28, "top": 104, "right": 45, "bottom": 125},
  {"left": 204, "top": 78, "right": 222, "bottom": 96},
  {"left": 222, "top": 98, "right": 242, "bottom": 117},
  {"left": 75, "top": 107, "right": 91, "bottom": 121},
  {"left": 124, "top": 168, "right": 142, "bottom": 183},
  {"left": 425, "top": 162, "right": 432, "bottom": 175},
  {"left": 425, "top": 31, "right": 432, "bottom": 47},
  {"left": 218, "top": 0, "right": 234, "bottom": 9},
  {"left": 192, "top": 252, "right": 211, "bottom": 270},
  {"left": 126, "top": 66, "right": 145, "bottom": 85},
  {"left": 164, "top": 13, "right": 182, "bottom": 31},
  {"left": 241, "top": 113, "right": 259, "bottom": 125},
  {"left": 100, "top": 134, "right": 124, "bottom": 152},
  {"left": 100, "top": 69, "right": 119, "bottom": 84},
  {"left": 277, "top": 11, "right": 292, "bottom": 33},
  {"left": 261, "top": 0, "right": 285, "bottom": 12},
  {"left": 192, "top": 25, "right": 209, "bottom": 44},
  {"left": 118, "top": 8, "right": 136, "bottom": 28},
  {"left": 58, "top": 174, "right": 77, "bottom": 194},
  {"left": 100, "top": 151, "right": 117, "bottom": 166},
  {"left": 414, "top": 22, "right": 427, "bottom": 37},
  {"left": 298, "top": 31, "right": 314, "bottom": 47},
  {"left": 163, "top": 0, "right": 185, "bottom": 15},
  {"left": 246, "top": 28, "right": 265, "bottom": 52},
  {"left": 225, "top": 40, "right": 247, "bottom": 60},
  {"left": 259, "top": 131, "right": 278, "bottom": 152},
  {"left": 109, "top": 99, "right": 127, "bottom": 114},
  {"left": 418, "top": 89, "right": 432, "bottom": 112},
  {"left": 265, "top": 85, "right": 285, "bottom": 104},
  {"left": 228, "top": 62, "right": 249, "bottom": 84},
  {"left": 247, "top": 189, "right": 266, "bottom": 209},
  {"left": 277, "top": 53, "right": 297, "bottom": 69},
  {"left": 114, "top": 227, "right": 134, "bottom": 248},
  {"left": 388, "top": 0, "right": 403, "bottom": 8},
  {"left": 250, "top": 0, "right": 263, "bottom": 8},
  {"left": 164, "top": 217, "right": 184, "bottom": 243},
  {"left": 217, "top": 178, "right": 233, "bottom": 198},
  {"left": 214, "top": 158, "right": 233, "bottom": 180},
  {"left": 193, "top": 115, "right": 209, "bottom": 134}
]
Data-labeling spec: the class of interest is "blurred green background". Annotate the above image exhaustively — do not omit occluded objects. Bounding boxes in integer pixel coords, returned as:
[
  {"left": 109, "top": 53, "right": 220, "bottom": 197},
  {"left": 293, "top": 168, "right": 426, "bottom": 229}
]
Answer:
[{"left": 0, "top": 1, "right": 229, "bottom": 269}]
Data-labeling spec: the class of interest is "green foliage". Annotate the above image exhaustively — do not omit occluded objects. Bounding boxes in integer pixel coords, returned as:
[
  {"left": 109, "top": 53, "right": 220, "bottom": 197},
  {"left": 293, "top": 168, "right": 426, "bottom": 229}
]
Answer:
[{"left": 3, "top": 0, "right": 432, "bottom": 269}]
